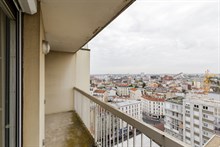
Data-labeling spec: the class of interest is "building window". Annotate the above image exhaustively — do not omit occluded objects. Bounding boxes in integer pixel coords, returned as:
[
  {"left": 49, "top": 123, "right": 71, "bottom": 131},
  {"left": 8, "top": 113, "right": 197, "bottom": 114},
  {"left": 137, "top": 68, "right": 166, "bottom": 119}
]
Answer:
[
  {"left": 203, "top": 122, "right": 208, "bottom": 127},
  {"left": 203, "top": 139, "right": 207, "bottom": 145},
  {"left": 203, "top": 106, "right": 208, "bottom": 110},
  {"left": 0, "top": 4, "right": 21, "bottom": 146},
  {"left": 203, "top": 114, "right": 208, "bottom": 118},
  {"left": 186, "top": 137, "right": 191, "bottom": 141},
  {"left": 194, "top": 105, "right": 199, "bottom": 108},
  {"left": 203, "top": 131, "right": 209, "bottom": 136}
]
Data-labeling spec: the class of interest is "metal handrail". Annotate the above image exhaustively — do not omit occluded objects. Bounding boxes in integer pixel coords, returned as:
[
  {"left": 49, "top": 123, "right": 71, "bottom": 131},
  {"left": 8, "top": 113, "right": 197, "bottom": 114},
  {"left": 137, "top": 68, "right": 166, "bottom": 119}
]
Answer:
[{"left": 74, "top": 87, "right": 189, "bottom": 147}]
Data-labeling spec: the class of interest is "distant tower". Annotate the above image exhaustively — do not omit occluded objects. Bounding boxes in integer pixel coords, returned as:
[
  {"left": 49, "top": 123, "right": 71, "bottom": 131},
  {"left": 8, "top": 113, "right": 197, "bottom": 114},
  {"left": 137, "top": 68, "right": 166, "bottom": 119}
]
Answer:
[
  {"left": 203, "top": 70, "right": 215, "bottom": 94},
  {"left": 204, "top": 70, "right": 210, "bottom": 94}
]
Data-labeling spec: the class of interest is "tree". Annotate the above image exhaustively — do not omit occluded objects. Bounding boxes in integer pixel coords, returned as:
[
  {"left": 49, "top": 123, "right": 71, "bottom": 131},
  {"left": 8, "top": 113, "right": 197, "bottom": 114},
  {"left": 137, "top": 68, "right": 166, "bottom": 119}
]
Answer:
[{"left": 142, "top": 82, "right": 146, "bottom": 88}]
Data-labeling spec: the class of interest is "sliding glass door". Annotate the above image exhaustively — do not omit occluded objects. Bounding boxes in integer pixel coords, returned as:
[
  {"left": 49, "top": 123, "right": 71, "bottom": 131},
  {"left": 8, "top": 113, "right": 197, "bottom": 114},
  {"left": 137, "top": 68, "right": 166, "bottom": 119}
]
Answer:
[
  {"left": 0, "top": 8, "right": 6, "bottom": 146},
  {"left": 0, "top": 2, "right": 21, "bottom": 146}
]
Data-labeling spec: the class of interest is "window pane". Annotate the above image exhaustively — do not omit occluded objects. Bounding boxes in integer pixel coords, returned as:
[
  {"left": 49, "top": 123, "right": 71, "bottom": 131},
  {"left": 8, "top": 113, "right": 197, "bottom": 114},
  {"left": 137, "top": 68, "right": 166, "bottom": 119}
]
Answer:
[{"left": 0, "top": 8, "right": 6, "bottom": 146}]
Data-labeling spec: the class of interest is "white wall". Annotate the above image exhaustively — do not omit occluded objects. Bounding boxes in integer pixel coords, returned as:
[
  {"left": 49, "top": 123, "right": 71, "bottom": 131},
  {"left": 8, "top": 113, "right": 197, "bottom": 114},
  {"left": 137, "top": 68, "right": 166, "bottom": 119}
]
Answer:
[
  {"left": 75, "top": 50, "right": 90, "bottom": 92},
  {"left": 45, "top": 49, "right": 90, "bottom": 115},
  {"left": 45, "top": 51, "right": 76, "bottom": 114},
  {"left": 74, "top": 49, "right": 90, "bottom": 129}
]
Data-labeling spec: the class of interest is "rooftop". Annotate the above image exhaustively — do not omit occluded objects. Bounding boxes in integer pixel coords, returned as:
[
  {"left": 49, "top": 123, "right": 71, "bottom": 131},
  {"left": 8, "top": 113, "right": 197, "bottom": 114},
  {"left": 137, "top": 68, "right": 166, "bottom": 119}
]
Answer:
[
  {"left": 185, "top": 93, "right": 220, "bottom": 105},
  {"left": 166, "top": 96, "right": 184, "bottom": 104},
  {"left": 93, "top": 89, "right": 106, "bottom": 94},
  {"left": 142, "top": 95, "right": 165, "bottom": 102},
  {"left": 130, "top": 88, "right": 137, "bottom": 91},
  {"left": 116, "top": 83, "right": 129, "bottom": 87},
  {"left": 110, "top": 100, "right": 142, "bottom": 108}
]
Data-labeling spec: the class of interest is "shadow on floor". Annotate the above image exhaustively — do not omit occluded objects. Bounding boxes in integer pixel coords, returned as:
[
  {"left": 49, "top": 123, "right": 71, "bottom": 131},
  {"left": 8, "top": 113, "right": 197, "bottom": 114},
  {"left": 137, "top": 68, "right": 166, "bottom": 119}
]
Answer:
[{"left": 46, "top": 111, "right": 95, "bottom": 147}]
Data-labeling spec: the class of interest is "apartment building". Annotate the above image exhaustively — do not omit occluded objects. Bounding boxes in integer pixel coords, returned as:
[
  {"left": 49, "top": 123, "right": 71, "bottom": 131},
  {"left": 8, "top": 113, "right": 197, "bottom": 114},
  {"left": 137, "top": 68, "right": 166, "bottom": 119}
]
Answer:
[
  {"left": 141, "top": 95, "right": 165, "bottom": 119},
  {"left": 116, "top": 84, "right": 130, "bottom": 96},
  {"left": 116, "top": 100, "right": 142, "bottom": 120},
  {"left": 183, "top": 94, "right": 220, "bottom": 147},
  {"left": 164, "top": 96, "right": 184, "bottom": 141},
  {"left": 93, "top": 89, "right": 108, "bottom": 102},
  {"left": 108, "top": 89, "right": 117, "bottom": 97},
  {"left": 110, "top": 100, "right": 143, "bottom": 129},
  {"left": 130, "top": 88, "right": 142, "bottom": 100}
]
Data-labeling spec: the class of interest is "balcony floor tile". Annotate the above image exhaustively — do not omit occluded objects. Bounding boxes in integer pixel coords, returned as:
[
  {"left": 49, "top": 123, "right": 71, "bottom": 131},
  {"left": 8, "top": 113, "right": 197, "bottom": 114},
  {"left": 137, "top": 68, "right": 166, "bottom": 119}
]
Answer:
[{"left": 46, "top": 111, "right": 94, "bottom": 147}]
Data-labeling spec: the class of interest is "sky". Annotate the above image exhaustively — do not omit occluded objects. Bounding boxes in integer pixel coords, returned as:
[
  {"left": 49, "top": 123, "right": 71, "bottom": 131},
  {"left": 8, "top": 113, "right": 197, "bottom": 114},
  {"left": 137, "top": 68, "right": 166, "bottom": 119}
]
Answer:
[{"left": 89, "top": 0, "right": 219, "bottom": 74}]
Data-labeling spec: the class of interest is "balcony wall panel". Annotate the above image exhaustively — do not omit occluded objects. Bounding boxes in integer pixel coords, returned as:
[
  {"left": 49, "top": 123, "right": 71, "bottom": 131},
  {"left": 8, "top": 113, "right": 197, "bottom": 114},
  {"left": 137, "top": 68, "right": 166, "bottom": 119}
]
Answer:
[
  {"left": 74, "top": 49, "right": 90, "bottom": 129},
  {"left": 75, "top": 49, "right": 90, "bottom": 93},
  {"left": 45, "top": 49, "right": 90, "bottom": 115},
  {"left": 23, "top": 5, "right": 45, "bottom": 147},
  {"left": 45, "top": 51, "right": 75, "bottom": 114}
]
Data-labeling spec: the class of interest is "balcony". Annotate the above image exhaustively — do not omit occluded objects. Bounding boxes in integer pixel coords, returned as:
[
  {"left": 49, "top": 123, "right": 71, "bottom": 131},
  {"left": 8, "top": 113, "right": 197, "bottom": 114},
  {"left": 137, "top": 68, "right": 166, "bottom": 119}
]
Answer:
[
  {"left": 45, "top": 87, "right": 189, "bottom": 147},
  {"left": 165, "top": 111, "right": 182, "bottom": 121},
  {"left": 71, "top": 87, "right": 189, "bottom": 147}
]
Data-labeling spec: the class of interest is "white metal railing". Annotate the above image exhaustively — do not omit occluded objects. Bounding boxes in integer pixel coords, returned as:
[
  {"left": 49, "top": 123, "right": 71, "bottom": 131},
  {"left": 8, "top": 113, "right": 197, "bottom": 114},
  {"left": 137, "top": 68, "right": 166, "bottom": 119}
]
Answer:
[{"left": 74, "top": 87, "right": 189, "bottom": 147}]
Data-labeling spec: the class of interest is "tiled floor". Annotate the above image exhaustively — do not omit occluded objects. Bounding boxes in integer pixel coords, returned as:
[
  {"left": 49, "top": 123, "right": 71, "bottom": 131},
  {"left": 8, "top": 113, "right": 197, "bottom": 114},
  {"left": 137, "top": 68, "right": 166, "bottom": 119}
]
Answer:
[{"left": 45, "top": 111, "right": 94, "bottom": 147}]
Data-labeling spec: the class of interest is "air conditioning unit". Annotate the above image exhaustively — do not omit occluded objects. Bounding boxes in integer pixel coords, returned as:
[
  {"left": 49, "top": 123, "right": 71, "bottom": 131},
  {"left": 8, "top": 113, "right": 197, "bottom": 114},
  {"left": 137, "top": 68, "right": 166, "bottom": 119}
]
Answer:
[{"left": 18, "top": 0, "right": 37, "bottom": 14}]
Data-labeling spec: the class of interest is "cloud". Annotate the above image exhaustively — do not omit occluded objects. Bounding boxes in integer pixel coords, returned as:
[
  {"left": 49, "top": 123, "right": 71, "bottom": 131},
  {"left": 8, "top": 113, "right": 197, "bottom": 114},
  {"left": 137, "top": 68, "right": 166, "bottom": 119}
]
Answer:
[{"left": 89, "top": 0, "right": 219, "bottom": 74}]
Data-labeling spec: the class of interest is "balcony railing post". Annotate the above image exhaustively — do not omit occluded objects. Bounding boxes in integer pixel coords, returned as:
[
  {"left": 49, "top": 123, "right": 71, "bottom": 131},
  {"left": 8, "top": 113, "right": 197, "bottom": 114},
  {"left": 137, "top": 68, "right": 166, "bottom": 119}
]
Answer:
[
  {"left": 113, "top": 115, "right": 115, "bottom": 146},
  {"left": 104, "top": 110, "right": 106, "bottom": 147},
  {"left": 117, "top": 118, "right": 119, "bottom": 147},
  {"left": 133, "top": 128, "right": 136, "bottom": 147},
  {"left": 141, "top": 133, "right": 143, "bottom": 147},
  {"left": 106, "top": 111, "right": 108, "bottom": 147},
  {"left": 127, "top": 123, "right": 129, "bottom": 147},
  {"left": 122, "top": 120, "right": 124, "bottom": 147},
  {"left": 109, "top": 114, "right": 111, "bottom": 147},
  {"left": 95, "top": 103, "right": 98, "bottom": 142},
  {"left": 101, "top": 108, "right": 103, "bottom": 147}
]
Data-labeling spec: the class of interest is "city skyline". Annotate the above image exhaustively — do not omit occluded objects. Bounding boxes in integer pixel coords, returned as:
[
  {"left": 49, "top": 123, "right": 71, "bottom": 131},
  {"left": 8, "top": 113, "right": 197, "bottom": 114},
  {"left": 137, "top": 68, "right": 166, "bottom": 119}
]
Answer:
[{"left": 89, "top": 0, "right": 219, "bottom": 74}]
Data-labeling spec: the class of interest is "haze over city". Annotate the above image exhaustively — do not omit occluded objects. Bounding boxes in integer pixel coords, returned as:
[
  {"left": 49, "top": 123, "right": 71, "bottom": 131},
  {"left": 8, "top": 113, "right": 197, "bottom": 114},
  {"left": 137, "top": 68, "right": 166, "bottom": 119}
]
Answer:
[{"left": 89, "top": 0, "right": 219, "bottom": 74}]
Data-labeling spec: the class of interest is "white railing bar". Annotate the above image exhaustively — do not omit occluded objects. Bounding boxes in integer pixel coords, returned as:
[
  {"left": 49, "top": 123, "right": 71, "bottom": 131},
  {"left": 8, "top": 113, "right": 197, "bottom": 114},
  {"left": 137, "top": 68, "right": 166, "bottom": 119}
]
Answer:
[
  {"left": 97, "top": 105, "right": 102, "bottom": 145},
  {"left": 117, "top": 118, "right": 119, "bottom": 147},
  {"left": 133, "top": 128, "right": 136, "bottom": 147},
  {"left": 141, "top": 133, "right": 143, "bottom": 147},
  {"left": 100, "top": 107, "right": 103, "bottom": 146},
  {"left": 150, "top": 139, "right": 152, "bottom": 147},
  {"left": 95, "top": 103, "right": 98, "bottom": 142},
  {"left": 109, "top": 114, "right": 111, "bottom": 147},
  {"left": 104, "top": 110, "right": 107, "bottom": 147},
  {"left": 74, "top": 87, "right": 189, "bottom": 147},
  {"left": 122, "top": 120, "right": 124, "bottom": 147},
  {"left": 127, "top": 123, "right": 129, "bottom": 147},
  {"left": 105, "top": 112, "right": 108, "bottom": 147},
  {"left": 113, "top": 115, "right": 115, "bottom": 146}
]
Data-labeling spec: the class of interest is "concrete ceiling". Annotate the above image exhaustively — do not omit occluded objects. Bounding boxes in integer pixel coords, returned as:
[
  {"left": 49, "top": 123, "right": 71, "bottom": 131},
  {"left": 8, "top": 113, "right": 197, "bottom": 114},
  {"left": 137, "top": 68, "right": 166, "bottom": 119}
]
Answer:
[{"left": 41, "top": 0, "right": 135, "bottom": 52}]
